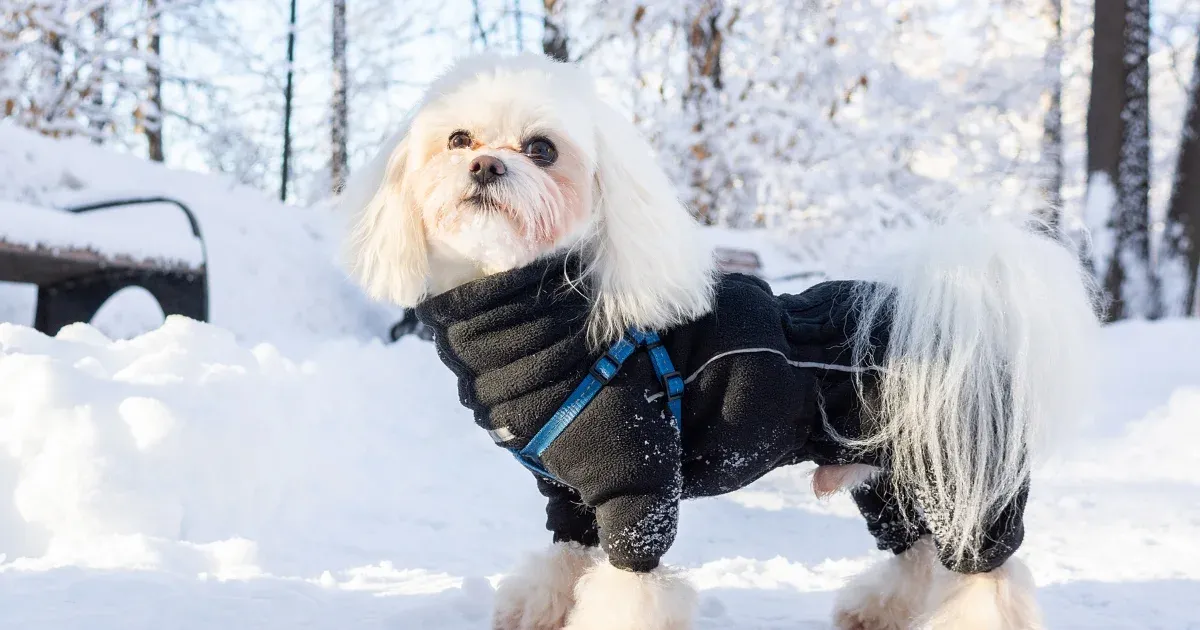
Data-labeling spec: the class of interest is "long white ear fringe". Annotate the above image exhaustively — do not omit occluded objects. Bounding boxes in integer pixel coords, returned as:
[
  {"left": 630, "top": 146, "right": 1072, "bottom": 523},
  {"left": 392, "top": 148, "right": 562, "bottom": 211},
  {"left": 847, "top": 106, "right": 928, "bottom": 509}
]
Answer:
[
  {"left": 340, "top": 126, "right": 430, "bottom": 306},
  {"left": 584, "top": 100, "right": 716, "bottom": 345}
]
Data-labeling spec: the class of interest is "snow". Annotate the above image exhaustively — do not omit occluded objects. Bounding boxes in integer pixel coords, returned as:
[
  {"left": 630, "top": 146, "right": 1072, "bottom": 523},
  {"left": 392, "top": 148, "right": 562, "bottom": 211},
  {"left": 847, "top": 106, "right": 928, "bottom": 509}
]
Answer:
[
  {"left": 0, "top": 199, "right": 203, "bottom": 267},
  {"left": 1, "top": 128, "right": 1199, "bottom": 629},
  {"left": 0, "top": 316, "right": 1197, "bottom": 629}
]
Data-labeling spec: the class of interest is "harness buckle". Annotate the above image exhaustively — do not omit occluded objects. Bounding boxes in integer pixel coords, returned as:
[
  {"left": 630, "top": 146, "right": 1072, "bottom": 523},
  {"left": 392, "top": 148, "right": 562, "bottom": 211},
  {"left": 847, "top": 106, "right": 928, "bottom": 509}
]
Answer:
[
  {"left": 660, "top": 370, "right": 684, "bottom": 401},
  {"left": 589, "top": 354, "right": 620, "bottom": 384}
]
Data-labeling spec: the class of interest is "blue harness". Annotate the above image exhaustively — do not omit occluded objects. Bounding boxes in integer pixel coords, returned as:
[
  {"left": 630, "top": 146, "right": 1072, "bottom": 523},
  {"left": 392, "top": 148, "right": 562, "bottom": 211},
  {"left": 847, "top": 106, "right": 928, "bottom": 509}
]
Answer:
[{"left": 508, "top": 329, "right": 684, "bottom": 485}]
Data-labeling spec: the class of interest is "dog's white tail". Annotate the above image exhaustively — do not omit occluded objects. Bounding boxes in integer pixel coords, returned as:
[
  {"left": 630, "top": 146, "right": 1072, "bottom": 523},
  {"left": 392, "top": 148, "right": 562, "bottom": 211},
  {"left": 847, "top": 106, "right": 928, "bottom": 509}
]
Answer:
[{"left": 848, "top": 222, "right": 1099, "bottom": 568}]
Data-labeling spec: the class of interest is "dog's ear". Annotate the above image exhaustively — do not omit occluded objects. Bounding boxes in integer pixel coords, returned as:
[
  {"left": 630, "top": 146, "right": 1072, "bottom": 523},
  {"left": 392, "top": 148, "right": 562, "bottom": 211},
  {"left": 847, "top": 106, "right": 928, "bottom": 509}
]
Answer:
[
  {"left": 585, "top": 100, "right": 716, "bottom": 344},
  {"left": 341, "top": 124, "right": 429, "bottom": 306}
]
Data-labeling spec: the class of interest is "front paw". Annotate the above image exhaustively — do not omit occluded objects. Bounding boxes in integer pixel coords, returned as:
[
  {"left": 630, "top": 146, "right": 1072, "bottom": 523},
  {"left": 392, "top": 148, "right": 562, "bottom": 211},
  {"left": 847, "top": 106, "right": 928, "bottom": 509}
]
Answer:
[
  {"left": 563, "top": 562, "right": 697, "bottom": 630},
  {"left": 493, "top": 543, "right": 601, "bottom": 630}
]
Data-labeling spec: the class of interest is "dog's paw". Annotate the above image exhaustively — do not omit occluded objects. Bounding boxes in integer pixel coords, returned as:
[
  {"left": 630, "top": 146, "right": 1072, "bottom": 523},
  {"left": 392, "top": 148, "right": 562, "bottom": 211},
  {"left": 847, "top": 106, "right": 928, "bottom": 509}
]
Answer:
[
  {"left": 832, "top": 539, "right": 936, "bottom": 630},
  {"left": 562, "top": 562, "right": 696, "bottom": 630},
  {"left": 493, "top": 543, "right": 600, "bottom": 630},
  {"left": 833, "top": 609, "right": 908, "bottom": 630},
  {"left": 917, "top": 557, "right": 1043, "bottom": 630}
]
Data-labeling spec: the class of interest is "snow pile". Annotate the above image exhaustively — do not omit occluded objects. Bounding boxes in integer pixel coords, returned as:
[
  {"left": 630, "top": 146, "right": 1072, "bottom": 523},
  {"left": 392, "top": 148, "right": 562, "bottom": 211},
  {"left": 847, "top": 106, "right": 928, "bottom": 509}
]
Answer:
[{"left": 0, "top": 317, "right": 518, "bottom": 627}]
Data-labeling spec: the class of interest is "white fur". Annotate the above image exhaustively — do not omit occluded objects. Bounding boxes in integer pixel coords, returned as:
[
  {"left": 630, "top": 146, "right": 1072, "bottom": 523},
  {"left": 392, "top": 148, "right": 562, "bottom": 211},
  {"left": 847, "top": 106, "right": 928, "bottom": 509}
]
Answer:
[
  {"left": 342, "top": 126, "right": 428, "bottom": 305},
  {"left": 493, "top": 542, "right": 601, "bottom": 630},
  {"left": 916, "top": 557, "right": 1044, "bottom": 630},
  {"left": 843, "top": 221, "right": 1100, "bottom": 568},
  {"left": 833, "top": 538, "right": 937, "bottom": 630},
  {"left": 341, "top": 54, "right": 716, "bottom": 346},
  {"left": 834, "top": 539, "right": 1042, "bottom": 630},
  {"left": 563, "top": 562, "right": 697, "bottom": 630},
  {"left": 582, "top": 99, "right": 716, "bottom": 344}
]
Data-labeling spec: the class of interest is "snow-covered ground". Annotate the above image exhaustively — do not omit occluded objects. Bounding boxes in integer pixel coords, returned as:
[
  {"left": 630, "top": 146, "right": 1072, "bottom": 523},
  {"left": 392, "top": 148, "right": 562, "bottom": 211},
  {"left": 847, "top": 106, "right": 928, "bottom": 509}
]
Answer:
[{"left": 1, "top": 127, "right": 1198, "bottom": 629}]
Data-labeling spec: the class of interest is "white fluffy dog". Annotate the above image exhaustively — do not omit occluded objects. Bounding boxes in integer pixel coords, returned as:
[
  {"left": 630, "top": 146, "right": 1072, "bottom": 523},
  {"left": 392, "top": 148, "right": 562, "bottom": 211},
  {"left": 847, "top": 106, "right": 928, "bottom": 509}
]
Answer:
[{"left": 341, "top": 54, "right": 1098, "bottom": 630}]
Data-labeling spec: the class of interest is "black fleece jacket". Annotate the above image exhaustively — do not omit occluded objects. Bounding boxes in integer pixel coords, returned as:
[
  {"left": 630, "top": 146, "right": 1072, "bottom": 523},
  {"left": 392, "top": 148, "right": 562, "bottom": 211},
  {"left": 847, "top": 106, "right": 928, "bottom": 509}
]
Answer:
[{"left": 416, "top": 254, "right": 1024, "bottom": 574}]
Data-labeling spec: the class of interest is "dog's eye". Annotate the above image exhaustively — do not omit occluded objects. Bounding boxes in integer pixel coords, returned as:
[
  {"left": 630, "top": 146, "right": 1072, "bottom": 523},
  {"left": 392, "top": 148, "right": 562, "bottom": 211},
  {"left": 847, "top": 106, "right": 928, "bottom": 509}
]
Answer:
[
  {"left": 523, "top": 137, "right": 558, "bottom": 167},
  {"left": 448, "top": 131, "right": 472, "bottom": 150}
]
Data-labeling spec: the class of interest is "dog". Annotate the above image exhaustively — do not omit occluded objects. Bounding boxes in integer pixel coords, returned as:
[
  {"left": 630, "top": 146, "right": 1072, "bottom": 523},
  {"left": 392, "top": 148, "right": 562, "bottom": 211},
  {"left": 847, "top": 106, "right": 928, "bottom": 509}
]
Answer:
[{"left": 341, "top": 54, "right": 1099, "bottom": 630}]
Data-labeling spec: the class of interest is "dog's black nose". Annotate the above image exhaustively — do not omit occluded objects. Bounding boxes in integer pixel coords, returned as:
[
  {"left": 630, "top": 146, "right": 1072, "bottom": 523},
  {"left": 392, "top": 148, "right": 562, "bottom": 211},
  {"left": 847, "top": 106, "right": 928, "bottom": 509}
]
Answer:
[{"left": 469, "top": 155, "right": 506, "bottom": 185}]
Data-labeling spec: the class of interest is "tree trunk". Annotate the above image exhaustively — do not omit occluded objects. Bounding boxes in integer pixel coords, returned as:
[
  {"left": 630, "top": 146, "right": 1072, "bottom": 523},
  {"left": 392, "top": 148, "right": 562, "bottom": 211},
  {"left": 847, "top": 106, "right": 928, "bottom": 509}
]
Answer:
[
  {"left": 1162, "top": 31, "right": 1200, "bottom": 316},
  {"left": 513, "top": 0, "right": 524, "bottom": 52},
  {"left": 40, "top": 26, "right": 65, "bottom": 132},
  {"left": 1085, "top": 0, "right": 1158, "bottom": 321},
  {"left": 281, "top": 0, "right": 298, "bottom": 202},
  {"left": 89, "top": 5, "right": 107, "bottom": 143},
  {"left": 542, "top": 0, "right": 569, "bottom": 61},
  {"left": 331, "top": 0, "right": 349, "bottom": 193},
  {"left": 145, "top": 0, "right": 165, "bottom": 162},
  {"left": 1107, "top": 0, "right": 1158, "bottom": 319},
  {"left": 1038, "top": 0, "right": 1064, "bottom": 234},
  {"left": 1086, "top": 1, "right": 1125, "bottom": 184},
  {"left": 472, "top": 0, "right": 489, "bottom": 48},
  {"left": 1084, "top": 0, "right": 1125, "bottom": 290},
  {"left": 684, "top": 0, "right": 725, "bottom": 224}
]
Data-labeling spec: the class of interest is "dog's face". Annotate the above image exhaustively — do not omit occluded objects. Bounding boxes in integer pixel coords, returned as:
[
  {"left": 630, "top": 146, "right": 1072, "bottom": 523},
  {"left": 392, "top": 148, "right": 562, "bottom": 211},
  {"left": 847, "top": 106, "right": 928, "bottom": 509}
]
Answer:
[
  {"left": 343, "top": 55, "right": 716, "bottom": 345},
  {"left": 405, "top": 73, "right": 595, "bottom": 278}
]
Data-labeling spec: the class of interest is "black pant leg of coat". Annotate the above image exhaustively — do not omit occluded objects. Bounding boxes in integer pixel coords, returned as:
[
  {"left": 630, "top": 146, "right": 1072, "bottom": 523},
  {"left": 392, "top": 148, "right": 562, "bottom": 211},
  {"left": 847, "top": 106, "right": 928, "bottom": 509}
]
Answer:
[
  {"left": 851, "top": 473, "right": 927, "bottom": 556},
  {"left": 537, "top": 476, "right": 600, "bottom": 547}
]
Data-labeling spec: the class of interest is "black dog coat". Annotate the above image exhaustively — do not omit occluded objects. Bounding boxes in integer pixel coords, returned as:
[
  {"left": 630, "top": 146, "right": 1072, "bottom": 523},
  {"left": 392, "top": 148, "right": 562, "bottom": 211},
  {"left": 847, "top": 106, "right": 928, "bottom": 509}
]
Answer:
[{"left": 416, "top": 254, "right": 1025, "bottom": 574}]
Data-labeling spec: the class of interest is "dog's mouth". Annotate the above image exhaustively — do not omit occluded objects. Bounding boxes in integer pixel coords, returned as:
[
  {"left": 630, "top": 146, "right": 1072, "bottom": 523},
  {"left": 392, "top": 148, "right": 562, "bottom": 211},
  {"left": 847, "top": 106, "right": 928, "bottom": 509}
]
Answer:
[{"left": 463, "top": 194, "right": 507, "bottom": 215}]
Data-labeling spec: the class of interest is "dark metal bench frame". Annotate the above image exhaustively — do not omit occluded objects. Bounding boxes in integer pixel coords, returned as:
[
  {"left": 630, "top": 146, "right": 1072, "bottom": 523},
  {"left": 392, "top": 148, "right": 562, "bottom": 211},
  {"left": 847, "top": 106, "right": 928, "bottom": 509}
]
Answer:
[{"left": 0, "top": 196, "right": 209, "bottom": 335}]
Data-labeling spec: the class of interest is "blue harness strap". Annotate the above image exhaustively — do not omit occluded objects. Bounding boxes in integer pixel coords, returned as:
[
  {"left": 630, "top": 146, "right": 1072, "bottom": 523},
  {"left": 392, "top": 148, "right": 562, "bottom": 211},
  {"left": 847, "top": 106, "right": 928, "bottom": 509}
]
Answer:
[{"left": 510, "top": 329, "right": 683, "bottom": 484}]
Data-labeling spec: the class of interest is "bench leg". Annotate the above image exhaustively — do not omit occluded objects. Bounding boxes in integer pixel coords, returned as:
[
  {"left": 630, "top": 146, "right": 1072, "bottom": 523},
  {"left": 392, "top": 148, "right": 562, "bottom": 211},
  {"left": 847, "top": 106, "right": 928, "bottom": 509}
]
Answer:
[{"left": 33, "top": 270, "right": 209, "bottom": 337}]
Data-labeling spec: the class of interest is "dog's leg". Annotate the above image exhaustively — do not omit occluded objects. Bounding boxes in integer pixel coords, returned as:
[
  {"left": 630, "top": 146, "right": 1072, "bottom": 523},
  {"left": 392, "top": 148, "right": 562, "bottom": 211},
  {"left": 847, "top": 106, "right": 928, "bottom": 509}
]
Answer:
[
  {"left": 916, "top": 557, "right": 1043, "bottom": 630},
  {"left": 833, "top": 537, "right": 936, "bottom": 630},
  {"left": 562, "top": 561, "right": 696, "bottom": 630},
  {"left": 493, "top": 542, "right": 601, "bottom": 630}
]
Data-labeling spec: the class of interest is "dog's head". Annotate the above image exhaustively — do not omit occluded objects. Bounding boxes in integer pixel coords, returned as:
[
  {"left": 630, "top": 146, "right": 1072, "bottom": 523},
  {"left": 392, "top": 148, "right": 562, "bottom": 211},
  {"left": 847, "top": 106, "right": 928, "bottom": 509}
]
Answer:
[{"left": 342, "top": 54, "right": 715, "bottom": 344}]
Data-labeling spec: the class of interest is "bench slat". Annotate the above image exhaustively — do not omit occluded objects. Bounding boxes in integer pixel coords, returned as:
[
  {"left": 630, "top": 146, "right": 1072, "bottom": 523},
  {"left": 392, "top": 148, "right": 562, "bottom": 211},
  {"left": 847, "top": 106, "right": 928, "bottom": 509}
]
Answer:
[{"left": 0, "top": 239, "right": 202, "bottom": 285}]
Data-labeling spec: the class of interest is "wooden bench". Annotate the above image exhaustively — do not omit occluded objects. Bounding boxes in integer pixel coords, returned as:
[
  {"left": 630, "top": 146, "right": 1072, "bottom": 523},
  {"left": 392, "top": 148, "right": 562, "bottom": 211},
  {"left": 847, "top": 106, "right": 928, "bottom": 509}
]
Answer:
[{"left": 0, "top": 197, "right": 209, "bottom": 335}]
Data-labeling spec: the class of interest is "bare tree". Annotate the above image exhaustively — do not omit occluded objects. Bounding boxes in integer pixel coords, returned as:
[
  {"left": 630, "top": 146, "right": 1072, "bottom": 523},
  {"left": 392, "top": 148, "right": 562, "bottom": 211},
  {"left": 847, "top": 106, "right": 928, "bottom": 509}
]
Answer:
[
  {"left": 684, "top": 0, "right": 726, "bottom": 223},
  {"left": 281, "top": 0, "right": 298, "bottom": 202},
  {"left": 512, "top": 0, "right": 523, "bottom": 52},
  {"left": 1162, "top": 30, "right": 1200, "bottom": 316},
  {"left": 145, "top": 0, "right": 165, "bottom": 162},
  {"left": 542, "top": 0, "right": 568, "bottom": 61},
  {"left": 331, "top": 0, "right": 349, "bottom": 193},
  {"left": 1038, "top": 0, "right": 1064, "bottom": 234},
  {"left": 472, "top": 0, "right": 489, "bottom": 48},
  {"left": 1111, "top": 0, "right": 1158, "bottom": 318},
  {"left": 1086, "top": 0, "right": 1158, "bottom": 320},
  {"left": 89, "top": 4, "right": 106, "bottom": 143}
]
